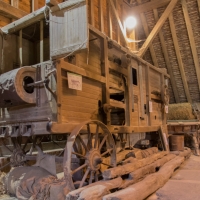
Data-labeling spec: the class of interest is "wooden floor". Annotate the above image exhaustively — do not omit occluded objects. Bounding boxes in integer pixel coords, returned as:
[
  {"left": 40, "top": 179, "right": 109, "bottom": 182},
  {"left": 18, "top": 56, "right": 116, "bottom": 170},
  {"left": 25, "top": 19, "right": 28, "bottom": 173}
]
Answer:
[{"left": 147, "top": 154, "right": 200, "bottom": 200}]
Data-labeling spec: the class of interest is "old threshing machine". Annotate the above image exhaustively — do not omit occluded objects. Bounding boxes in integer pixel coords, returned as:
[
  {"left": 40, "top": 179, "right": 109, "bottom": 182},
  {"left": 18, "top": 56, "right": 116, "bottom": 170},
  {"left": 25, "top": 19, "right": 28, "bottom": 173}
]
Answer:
[{"left": 0, "top": 0, "right": 169, "bottom": 189}]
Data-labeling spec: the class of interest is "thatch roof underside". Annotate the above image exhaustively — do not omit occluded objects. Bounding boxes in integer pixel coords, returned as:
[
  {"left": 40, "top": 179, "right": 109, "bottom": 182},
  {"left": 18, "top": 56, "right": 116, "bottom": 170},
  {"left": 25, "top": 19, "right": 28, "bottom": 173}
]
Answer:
[{"left": 126, "top": 0, "right": 200, "bottom": 104}]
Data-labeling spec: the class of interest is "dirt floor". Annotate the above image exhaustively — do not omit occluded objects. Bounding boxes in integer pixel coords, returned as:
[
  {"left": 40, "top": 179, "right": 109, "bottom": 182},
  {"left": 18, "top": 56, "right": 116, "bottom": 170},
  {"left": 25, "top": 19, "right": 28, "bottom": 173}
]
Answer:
[
  {"left": 1, "top": 154, "right": 200, "bottom": 200},
  {"left": 147, "top": 154, "right": 200, "bottom": 200}
]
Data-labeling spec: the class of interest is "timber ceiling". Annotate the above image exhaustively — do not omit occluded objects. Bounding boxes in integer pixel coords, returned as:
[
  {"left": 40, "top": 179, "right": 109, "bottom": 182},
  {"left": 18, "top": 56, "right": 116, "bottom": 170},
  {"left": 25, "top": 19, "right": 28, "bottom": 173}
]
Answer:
[
  {"left": 124, "top": 0, "right": 200, "bottom": 104},
  {"left": 0, "top": 0, "right": 200, "bottom": 104}
]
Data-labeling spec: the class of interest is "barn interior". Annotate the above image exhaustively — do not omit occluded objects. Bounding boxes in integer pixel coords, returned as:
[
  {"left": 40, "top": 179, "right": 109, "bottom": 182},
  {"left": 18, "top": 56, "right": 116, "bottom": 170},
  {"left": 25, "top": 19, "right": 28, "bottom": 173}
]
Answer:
[{"left": 0, "top": 0, "right": 200, "bottom": 199}]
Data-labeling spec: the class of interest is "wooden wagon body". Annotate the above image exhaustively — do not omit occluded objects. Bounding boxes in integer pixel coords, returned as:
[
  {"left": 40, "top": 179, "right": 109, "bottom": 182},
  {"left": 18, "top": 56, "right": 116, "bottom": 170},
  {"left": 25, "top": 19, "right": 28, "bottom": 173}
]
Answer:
[{"left": 0, "top": 0, "right": 169, "bottom": 188}]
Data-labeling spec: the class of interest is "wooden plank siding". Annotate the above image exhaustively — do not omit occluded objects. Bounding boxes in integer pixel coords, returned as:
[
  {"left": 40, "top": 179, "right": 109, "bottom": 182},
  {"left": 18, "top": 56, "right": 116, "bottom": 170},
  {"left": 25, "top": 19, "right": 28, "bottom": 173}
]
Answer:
[{"left": 61, "top": 77, "right": 102, "bottom": 123}]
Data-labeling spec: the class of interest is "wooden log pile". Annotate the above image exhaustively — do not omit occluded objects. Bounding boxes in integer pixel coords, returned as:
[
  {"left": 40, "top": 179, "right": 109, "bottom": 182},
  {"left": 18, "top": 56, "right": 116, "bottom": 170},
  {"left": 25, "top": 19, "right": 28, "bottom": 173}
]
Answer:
[
  {"left": 101, "top": 147, "right": 159, "bottom": 171},
  {"left": 66, "top": 147, "right": 191, "bottom": 200}
]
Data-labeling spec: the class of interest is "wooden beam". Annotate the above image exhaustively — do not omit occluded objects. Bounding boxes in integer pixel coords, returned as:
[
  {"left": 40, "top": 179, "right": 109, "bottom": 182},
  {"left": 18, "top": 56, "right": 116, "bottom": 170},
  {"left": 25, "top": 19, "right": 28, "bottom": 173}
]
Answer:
[
  {"left": 139, "top": 65, "right": 145, "bottom": 120},
  {"left": 11, "top": 0, "right": 19, "bottom": 22},
  {"left": 146, "top": 66, "right": 151, "bottom": 126},
  {"left": 109, "top": 0, "right": 128, "bottom": 46},
  {"left": 101, "top": 37, "right": 111, "bottom": 125},
  {"left": 19, "top": 29, "right": 22, "bottom": 67},
  {"left": 107, "top": 0, "right": 113, "bottom": 39},
  {"left": 137, "top": 0, "right": 159, "bottom": 67},
  {"left": 32, "top": 0, "right": 39, "bottom": 12},
  {"left": 153, "top": 7, "right": 180, "bottom": 102},
  {"left": 114, "top": 0, "right": 120, "bottom": 44},
  {"left": 98, "top": 0, "right": 104, "bottom": 32},
  {"left": 127, "top": 0, "right": 171, "bottom": 16},
  {"left": 138, "top": 0, "right": 179, "bottom": 57},
  {"left": 168, "top": 13, "right": 192, "bottom": 103},
  {"left": 89, "top": 0, "right": 94, "bottom": 26},
  {"left": 0, "top": 0, "right": 27, "bottom": 19},
  {"left": 197, "top": 0, "right": 200, "bottom": 17},
  {"left": 56, "top": 62, "right": 62, "bottom": 123},
  {"left": 40, "top": 20, "right": 44, "bottom": 63},
  {"left": 11, "top": 0, "right": 18, "bottom": 8},
  {"left": 181, "top": 0, "right": 200, "bottom": 92}
]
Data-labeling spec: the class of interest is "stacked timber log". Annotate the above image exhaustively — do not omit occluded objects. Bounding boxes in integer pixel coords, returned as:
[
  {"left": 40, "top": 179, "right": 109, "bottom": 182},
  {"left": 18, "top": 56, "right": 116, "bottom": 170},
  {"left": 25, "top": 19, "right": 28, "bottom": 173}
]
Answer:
[
  {"left": 170, "top": 147, "right": 191, "bottom": 159},
  {"left": 66, "top": 147, "right": 191, "bottom": 200},
  {"left": 101, "top": 147, "right": 158, "bottom": 171}
]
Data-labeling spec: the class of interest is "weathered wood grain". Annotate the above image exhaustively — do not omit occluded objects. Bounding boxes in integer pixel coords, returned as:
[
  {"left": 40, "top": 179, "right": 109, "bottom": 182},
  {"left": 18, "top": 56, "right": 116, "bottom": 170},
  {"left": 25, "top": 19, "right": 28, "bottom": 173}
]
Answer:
[
  {"left": 102, "top": 151, "right": 168, "bottom": 179},
  {"left": 102, "top": 156, "right": 184, "bottom": 200},
  {"left": 66, "top": 177, "right": 123, "bottom": 200}
]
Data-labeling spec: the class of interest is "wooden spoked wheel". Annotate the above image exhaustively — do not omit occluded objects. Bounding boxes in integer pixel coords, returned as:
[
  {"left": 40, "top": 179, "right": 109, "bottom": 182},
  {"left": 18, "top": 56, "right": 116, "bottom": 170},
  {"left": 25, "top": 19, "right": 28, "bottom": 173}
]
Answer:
[{"left": 63, "top": 120, "right": 116, "bottom": 190}]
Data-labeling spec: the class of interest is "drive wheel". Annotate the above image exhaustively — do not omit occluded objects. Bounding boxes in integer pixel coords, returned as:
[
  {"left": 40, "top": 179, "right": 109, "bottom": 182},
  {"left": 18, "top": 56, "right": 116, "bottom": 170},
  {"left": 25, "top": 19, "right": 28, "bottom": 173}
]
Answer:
[{"left": 63, "top": 120, "right": 116, "bottom": 190}]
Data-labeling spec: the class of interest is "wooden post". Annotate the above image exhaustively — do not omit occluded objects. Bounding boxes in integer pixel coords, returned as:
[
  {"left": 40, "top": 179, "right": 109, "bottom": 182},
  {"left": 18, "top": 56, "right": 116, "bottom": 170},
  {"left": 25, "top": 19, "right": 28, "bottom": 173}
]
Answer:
[
  {"left": 138, "top": 0, "right": 179, "bottom": 57},
  {"left": 99, "top": 0, "right": 104, "bottom": 32},
  {"left": 108, "top": 0, "right": 113, "bottom": 39},
  {"left": 197, "top": 0, "right": 200, "bottom": 17},
  {"left": 128, "top": 64, "right": 134, "bottom": 125},
  {"left": 161, "top": 74, "right": 167, "bottom": 125},
  {"left": 11, "top": 0, "right": 18, "bottom": 8},
  {"left": 89, "top": 0, "right": 94, "bottom": 26},
  {"left": 146, "top": 66, "right": 151, "bottom": 126},
  {"left": 40, "top": 20, "right": 44, "bottom": 63},
  {"left": 11, "top": 0, "right": 19, "bottom": 22},
  {"left": 101, "top": 37, "right": 111, "bottom": 125},
  {"left": 139, "top": 64, "right": 144, "bottom": 121},
  {"left": 19, "top": 29, "right": 22, "bottom": 67},
  {"left": 32, "top": 0, "right": 39, "bottom": 12},
  {"left": 114, "top": 0, "right": 120, "bottom": 44},
  {"left": 56, "top": 62, "right": 62, "bottom": 123},
  {"left": 109, "top": 0, "right": 128, "bottom": 46}
]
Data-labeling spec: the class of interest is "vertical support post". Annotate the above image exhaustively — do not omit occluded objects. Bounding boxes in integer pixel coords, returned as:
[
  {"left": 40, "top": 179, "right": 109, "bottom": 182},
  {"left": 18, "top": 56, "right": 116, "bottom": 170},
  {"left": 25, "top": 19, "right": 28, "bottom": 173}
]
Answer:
[
  {"left": 89, "top": 0, "right": 94, "bottom": 26},
  {"left": 101, "top": 37, "right": 111, "bottom": 125},
  {"left": 108, "top": 0, "right": 113, "bottom": 39},
  {"left": 160, "top": 74, "right": 169, "bottom": 152},
  {"left": 115, "top": 0, "right": 120, "bottom": 44},
  {"left": 32, "top": 0, "right": 38, "bottom": 12},
  {"left": 19, "top": 29, "right": 22, "bottom": 67},
  {"left": 11, "top": 0, "right": 18, "bottom": 8},
  {"left": 139, "top": 64, "right": 144, "bottom": 120},
  {"left": 128, "top": 29, "right": 137, "bottom": 51},
  {"left": 40, "top": 20, "right": 44, "bottom": 63},
  {"left": 161, "top": 74, "right": 167, "bottom": 125},
  {"left": 127, "top": 64, "right": 134, "bottom": 126},
  {"left": 56, "top": 61, "right": 62, "bottom": 123},
  {"left": 99, "top": 0, "right": 104, "bottom": 32},
  {"left": 146, "top": 65, "right": 151, "bottom": 126}
]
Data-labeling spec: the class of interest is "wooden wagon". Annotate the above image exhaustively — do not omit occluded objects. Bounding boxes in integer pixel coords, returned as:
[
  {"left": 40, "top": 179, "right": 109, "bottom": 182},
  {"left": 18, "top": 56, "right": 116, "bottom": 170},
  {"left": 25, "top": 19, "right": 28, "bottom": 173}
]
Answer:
[{"left": 0, "top": 0, "right": 169, "bottom": 189}]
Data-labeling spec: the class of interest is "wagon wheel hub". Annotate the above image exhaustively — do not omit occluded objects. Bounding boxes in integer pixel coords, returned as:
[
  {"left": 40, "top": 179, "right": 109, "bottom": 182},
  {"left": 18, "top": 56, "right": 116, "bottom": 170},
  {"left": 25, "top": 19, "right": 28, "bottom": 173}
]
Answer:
[
  {"left": 86, "top": 149, "right": 102, "bottom": 170},
  {"left": 64, "top": 120, "right": 116, "bottom": 190}
]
